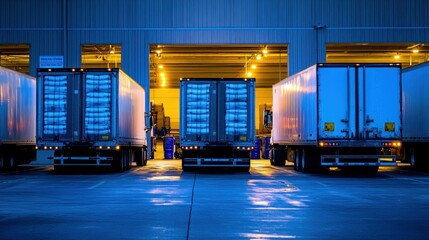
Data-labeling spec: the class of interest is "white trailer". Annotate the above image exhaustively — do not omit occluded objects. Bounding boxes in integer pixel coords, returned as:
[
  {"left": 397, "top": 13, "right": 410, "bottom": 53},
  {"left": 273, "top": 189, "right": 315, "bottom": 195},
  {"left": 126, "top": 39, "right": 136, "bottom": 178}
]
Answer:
[
  {"left": 402, "top": 61, "right": 429, "bottom": 169},
  {"left": 271, "top": 64, "right": 401, "bottom": 173}
]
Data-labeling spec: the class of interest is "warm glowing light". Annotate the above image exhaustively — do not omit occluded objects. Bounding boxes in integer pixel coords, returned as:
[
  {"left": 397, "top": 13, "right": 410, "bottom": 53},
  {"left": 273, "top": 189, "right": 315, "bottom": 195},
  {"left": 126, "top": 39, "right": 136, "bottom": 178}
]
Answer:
[
  {"left": 115, "top": 146, "right": 120, "bottom": 150},
  {"left": 160, "top": 72, "right": 165, "bottom": 77},
  {"left": 251, "top": 64, "right": 256, "bottom": 69},
  {"left": 247, "top": 72, "right": 253, "bottom": 77},
  {"left": 158, "top": 65, "right": 164, "bottom": 69},
  {"left": 43, "top": 146, "right": 47, "bottom": 150},
  {"left": 319, "top": 142, "right": 324, "bottom": 147},
  {"left": 161, "top": 83, "right": 166, "bottom": 87},
  {"left": 394, "top": 54, "right": 400, "bottom": 59},
  {"left": 99, "top": 146, "right": 103, "bottom": 149},
  {"left": 412, "top": 49, "right": 419, "bottom": 53},
  {"left": 262, "top": 48, "right": 268, "bottom": 54},
  {"left": 156, "top": 49, "right": 162, "bottom": 54},
  {"left": 256, "top": 54, "right": 262, "bottom": 60}
]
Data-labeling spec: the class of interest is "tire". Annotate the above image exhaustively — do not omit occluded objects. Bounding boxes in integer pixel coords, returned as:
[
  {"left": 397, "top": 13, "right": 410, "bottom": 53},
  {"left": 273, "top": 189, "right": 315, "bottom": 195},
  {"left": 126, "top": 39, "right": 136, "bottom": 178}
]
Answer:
[
  {"left": 0, "top": 154, "right": 5, "bottom": 171},
  {"left": 410, "top": 148, "right": 417, "bottom": 169},
  {"left": 8, "top": 154, "right": 16, "bottom": 169},
  {"left": 294, "top": 149, "right": 302, "bottom": 172},
  {"left": 273, "top": 147, "right": 286, "bottom": 166},
  {"left": 269, "top": 149, "right": 275, "bottom": 166},
  {"left": 143, "top": 150, "right": 148, "bottom": 166},
  {"left": 301, "top": 148, "right": 307, "bottom": 173},
  {"left": 135, "top": 148, "right": 144, "bottom": 166}
]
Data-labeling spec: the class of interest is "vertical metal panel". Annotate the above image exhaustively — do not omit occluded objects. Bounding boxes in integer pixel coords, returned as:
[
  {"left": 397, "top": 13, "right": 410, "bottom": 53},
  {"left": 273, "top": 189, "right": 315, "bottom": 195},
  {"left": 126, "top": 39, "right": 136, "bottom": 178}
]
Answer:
[
  {"left": 318, "top": 66, "right": 353, "bottom": 139},
  {"left": 0, "top": 66, "right": 36, "bottom": 143},
  {"left": 359, "top": 65, "right": 401, "bottom": 139},
  {"left": 402, "top": 62, "right": 429, "bottom": 141},
  {"left": 1, "top": 0, "right": 62, "bottom": 28},
  {"left": 272, "top": 65, "right": 317, "bottom": 144}
]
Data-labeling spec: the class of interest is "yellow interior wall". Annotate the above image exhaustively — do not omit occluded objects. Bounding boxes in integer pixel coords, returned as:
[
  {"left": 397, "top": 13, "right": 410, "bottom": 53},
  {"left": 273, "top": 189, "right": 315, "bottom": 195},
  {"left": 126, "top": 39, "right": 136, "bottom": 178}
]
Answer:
[
  {"left": 150, "top": 88, "right": 272, "bottom": 133},
  {"left": 150, "top": 88, "right": 180, "bottom": 130}
]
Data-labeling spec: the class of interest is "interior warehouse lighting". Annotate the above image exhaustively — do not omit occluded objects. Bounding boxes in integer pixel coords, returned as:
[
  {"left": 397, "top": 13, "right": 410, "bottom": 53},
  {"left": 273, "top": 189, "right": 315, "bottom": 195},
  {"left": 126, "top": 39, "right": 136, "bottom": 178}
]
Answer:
[
  {"left": 394, "top": 54, "right": 400, "bottom": 59},
  {"left": 251, "top": 64, "right": 256, "bottom": 69},
  {"left": 262, "top": 48, "right": 268, "bottom": 56},
  {"left": 158, "top": 64, "right": 164, "bottom": 69},
  {"left": 256, "top": 54, "right": 262, "bottom": 60},
  {"left": 247, "top": 72, "right": 253, "bottom": 77},
  {"left": 412, "top": 49, "right": 419, "bottom": 53}
]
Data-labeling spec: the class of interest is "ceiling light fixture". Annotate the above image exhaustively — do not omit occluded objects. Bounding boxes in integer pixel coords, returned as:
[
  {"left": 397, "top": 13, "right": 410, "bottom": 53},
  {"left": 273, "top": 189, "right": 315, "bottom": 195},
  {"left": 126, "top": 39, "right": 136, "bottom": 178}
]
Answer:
[
  {"left": 412, "top": 49, "right": 419, "bottom": 53},
  {"left": 156, "top": 49, "right": 162, "bottom": 58},
  {"left": 262, "top": 48, "right": 268, "bottom": 55}
]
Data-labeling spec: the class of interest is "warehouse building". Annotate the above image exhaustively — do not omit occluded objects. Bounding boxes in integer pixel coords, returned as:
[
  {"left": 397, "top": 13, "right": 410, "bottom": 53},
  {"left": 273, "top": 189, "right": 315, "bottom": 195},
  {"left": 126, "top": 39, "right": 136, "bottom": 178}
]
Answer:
[{"left": 1, "top": 0, "right": 428, "bottom": 154}]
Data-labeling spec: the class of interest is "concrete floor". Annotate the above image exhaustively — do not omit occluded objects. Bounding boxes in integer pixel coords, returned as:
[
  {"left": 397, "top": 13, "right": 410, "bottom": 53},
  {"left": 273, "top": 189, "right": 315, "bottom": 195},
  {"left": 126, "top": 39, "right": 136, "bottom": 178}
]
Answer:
[{"left": 1, "top": 160, "right": 428, "bottom": 240}]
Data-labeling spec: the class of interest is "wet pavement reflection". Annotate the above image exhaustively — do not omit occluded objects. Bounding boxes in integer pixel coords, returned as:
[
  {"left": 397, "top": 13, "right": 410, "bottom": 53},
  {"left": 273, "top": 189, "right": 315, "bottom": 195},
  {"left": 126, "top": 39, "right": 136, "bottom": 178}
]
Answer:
[{"left": 0, "top": 160, "right": 428, "bottom": 239}]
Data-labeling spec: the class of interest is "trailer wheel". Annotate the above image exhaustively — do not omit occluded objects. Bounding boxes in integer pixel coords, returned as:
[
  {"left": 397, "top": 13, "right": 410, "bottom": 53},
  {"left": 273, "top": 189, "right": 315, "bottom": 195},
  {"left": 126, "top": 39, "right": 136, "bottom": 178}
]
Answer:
[
  {"left": 143, "top": 150, "right": 148, "bottom": 166},
  {"left": 294, "top": 149, "right": 301, "bottom": 172},
  {"left": 301, "top": 149, "right": 307, "bottom": 173},
  {"left": 272, "top": 147, "right": 286, "bottom": 166},
  {"left": 0, "top": 154, "right": 5, "bottom": 171},
  {"left": 269, "top": 149, "right": 275, "bottom": 165},
  {"left": 410, "top": 148, "right": 417, "bottom": 169},
  {"left": 8, "top": 154, "right": 16, "bottom": 169},
  {"left": 135, "top": 149, "right": 143, "bottom": 166}
]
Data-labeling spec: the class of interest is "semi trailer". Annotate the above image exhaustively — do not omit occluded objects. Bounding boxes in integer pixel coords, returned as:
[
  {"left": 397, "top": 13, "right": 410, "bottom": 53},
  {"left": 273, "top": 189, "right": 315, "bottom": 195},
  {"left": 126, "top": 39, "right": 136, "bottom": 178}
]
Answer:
[
  {"left": 36, "top": 68, "right": 147, "bottom": 172},
  {"left": 0, "top": 66, "right": 36, "bottom": 170},
  {"left": 180, "top": 78, "right": 255, "bottom": 171},
  {"left": 402, "top": 61, "right": 429, "bottom": 169},
  {"left": 270, "top": 63, "right": 402, "bottom": 173}
]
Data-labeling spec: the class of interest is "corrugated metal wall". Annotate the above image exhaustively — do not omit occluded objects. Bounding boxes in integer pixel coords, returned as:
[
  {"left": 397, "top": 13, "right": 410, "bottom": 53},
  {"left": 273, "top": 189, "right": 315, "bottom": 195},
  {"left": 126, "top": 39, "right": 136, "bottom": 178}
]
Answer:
[{"left": 2, "top": 0, "right": 428, "bottom": 81}]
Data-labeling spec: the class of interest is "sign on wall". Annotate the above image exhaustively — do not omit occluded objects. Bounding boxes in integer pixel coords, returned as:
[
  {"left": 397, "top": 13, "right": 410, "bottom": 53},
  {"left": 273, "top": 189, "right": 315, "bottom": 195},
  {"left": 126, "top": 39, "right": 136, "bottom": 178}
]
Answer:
[{"left": 39, "top": 56, "right": 64, "bottom": 68}]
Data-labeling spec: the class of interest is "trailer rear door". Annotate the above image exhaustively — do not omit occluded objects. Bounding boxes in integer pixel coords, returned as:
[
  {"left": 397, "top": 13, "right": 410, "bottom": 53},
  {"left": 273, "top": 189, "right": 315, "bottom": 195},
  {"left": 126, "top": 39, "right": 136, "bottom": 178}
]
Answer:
[
  {"left": 318, "top": 66, "right": 356, "bottom": 139},
  {"left": 358, "top": 66, "right": 401, "bottom": 139},
  {"left": 180, "top": 81, "right": 217, "bottom": 144},
  {"left": 38, "top": 71, "right": 81, "bottom": 142}
]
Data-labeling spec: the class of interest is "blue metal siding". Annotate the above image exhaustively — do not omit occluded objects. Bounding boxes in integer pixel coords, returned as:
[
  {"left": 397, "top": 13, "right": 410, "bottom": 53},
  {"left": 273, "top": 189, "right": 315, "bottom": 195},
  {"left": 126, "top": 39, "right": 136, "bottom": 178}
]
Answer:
[
  {"left": 1, "top": 0, "right": 62, "bottom": 28},
  {"left": 1, "top": 0, "right": 428, "bottom": 80}
]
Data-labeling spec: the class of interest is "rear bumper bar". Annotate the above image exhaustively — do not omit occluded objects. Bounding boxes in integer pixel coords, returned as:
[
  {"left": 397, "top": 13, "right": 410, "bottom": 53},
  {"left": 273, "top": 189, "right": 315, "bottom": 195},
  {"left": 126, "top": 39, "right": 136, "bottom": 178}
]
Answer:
[
  {"left": 52, "top": 156, "right": 113, "bottom": 166},
  {"left": 321, "top": 155, "right": 397, "bottom": 166},
  {"left": 182, "top": 158, "right": 250, "bottom": 167}
]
